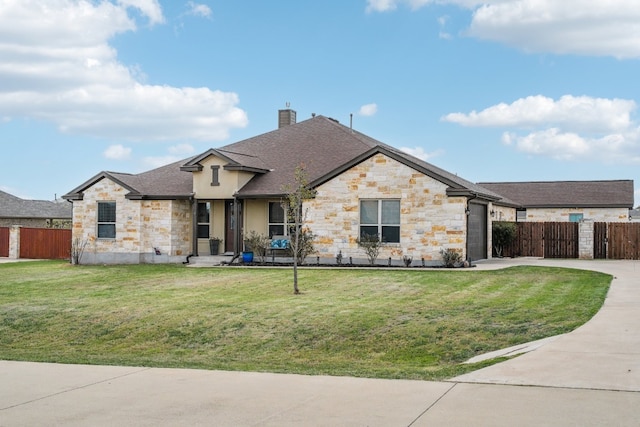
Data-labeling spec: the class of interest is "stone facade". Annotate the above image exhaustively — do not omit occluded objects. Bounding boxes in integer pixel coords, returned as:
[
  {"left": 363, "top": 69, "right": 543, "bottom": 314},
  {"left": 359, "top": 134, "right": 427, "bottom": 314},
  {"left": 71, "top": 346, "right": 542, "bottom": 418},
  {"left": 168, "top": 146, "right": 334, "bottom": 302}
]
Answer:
[
  {"left": 522, "top": 207, "right": 629, "bottom": 222},
  {"left": 306, "top": 153, "right": 467, "bottom": 264},
  {"left": 71, "top": 178, "right": 192, "bottom": 264}
]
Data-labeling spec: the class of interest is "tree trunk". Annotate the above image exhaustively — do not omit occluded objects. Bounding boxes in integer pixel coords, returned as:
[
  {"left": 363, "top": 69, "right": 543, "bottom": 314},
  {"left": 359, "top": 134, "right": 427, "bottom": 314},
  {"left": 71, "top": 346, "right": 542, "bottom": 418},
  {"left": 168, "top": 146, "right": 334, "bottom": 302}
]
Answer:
[{"left": 293, "top": 230, "right": 300, "bottom": 294}]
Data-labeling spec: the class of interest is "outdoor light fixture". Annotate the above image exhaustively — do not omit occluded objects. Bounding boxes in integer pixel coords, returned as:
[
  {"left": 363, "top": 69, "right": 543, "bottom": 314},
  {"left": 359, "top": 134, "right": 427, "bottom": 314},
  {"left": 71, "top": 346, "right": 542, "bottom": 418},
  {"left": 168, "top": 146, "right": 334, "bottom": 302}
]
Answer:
[
  {"left": 465, "top": 207, "right": 471, "bottom": 216},
  {"left": 490, "top": 209, "right": 495, "bottom": 217}
]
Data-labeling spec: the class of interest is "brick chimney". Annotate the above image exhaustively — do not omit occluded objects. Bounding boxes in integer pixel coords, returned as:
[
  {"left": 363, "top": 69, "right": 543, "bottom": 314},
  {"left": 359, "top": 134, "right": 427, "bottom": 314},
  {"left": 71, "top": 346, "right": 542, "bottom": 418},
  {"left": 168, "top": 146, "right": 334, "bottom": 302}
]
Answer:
[{"left": 278, "top": 108, "right": 296, "bottom": 128}]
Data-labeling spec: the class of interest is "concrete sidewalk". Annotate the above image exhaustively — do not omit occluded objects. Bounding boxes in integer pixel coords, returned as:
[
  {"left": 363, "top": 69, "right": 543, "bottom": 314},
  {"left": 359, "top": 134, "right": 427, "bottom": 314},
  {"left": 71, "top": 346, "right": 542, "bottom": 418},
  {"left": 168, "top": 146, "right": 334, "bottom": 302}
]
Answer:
[{"left": 1, "top": 258, "right": 639, "bottom": 426}]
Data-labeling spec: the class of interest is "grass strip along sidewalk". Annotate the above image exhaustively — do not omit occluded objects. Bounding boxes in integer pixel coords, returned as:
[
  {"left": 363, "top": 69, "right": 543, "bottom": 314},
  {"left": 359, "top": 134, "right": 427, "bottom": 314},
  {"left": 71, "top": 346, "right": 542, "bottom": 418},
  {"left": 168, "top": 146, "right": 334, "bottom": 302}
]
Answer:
[{"left": 0, "top": 261, "right": 611, "bottom": 380}]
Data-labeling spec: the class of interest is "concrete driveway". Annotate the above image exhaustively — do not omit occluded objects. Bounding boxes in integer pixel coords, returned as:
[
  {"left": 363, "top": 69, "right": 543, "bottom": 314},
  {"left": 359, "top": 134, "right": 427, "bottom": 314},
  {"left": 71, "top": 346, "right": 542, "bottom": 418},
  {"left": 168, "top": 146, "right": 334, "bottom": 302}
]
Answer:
[{"left": 1, "top": 258, "right": 639, "bottom": 426}]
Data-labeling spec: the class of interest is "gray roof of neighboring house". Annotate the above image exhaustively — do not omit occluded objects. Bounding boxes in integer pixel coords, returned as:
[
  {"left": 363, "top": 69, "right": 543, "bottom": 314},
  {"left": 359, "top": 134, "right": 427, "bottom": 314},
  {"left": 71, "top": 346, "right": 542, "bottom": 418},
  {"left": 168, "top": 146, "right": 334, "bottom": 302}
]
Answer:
[
  {"left": 478, "top": 180, "right": 635, "bottom": 208},
  {"left": 0, "top": 190, "right": 72, "bottom": 219}
]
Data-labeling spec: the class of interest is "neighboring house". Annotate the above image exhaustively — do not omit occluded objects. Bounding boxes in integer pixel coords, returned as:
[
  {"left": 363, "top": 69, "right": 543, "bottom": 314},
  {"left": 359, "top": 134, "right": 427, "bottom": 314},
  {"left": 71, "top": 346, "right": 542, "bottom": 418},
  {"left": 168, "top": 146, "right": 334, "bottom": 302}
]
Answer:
[
  {"left": 0, "top": 190, "right": 72, "bottom": 228},
  {"left": 479, "top": 181, "right": 634, "bottom": 223},
  {"left": 630, "top": 208, "right": 640, "bottom": 222},
  {"left": 63, "top": 110, "right": 502, "bottom": 264}
]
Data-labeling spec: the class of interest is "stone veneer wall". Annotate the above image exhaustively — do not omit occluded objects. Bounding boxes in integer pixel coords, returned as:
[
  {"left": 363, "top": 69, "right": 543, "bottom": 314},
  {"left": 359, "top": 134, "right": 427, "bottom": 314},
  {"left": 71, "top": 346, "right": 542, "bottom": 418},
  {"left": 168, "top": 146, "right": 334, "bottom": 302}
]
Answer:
[
  {"left": 524, "top": 207, "right": 629, "bottom": 222},
  {"left": 72, "top": 178, "right": 191, "bottom": 264},
  {"left": 305, "top": 153, "right": 468, "bottom": 264},
  {"left": 578, "top": 220, "right": 594, "bottom": 259}
]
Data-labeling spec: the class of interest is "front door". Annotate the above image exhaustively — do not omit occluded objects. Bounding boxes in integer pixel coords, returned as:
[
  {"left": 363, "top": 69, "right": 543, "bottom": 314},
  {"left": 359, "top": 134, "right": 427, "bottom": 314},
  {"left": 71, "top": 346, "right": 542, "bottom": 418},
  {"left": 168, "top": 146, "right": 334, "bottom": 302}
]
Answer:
[{"left": 225, "top": 200, "right": 242, "bottom": 253}]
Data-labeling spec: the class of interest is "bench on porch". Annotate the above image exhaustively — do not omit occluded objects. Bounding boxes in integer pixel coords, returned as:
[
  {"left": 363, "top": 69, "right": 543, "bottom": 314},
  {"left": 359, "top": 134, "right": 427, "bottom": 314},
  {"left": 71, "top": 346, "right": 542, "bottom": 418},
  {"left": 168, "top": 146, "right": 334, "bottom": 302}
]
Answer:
[{"left": 267, "top": 235, "right": 290, "bottom": 263}]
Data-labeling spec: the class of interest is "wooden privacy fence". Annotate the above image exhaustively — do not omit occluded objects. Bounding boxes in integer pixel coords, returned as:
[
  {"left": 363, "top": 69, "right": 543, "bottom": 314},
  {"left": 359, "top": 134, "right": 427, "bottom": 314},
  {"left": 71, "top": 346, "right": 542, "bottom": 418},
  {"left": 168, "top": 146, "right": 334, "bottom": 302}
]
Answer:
[
  {"left": 501, "top": 222, "right": 640, "bottom": 260},
  {"left": 19, "top": 227, "right": 72, "bottom": 260},
  {"left": 595, "top": 222, "right": 640, "bottom": 260},
  {"left": 499, "top": 222, "right": 579, "bottom": 259},
  {"left": 0, "top": 227, "right": 9, "bottom": 257}
]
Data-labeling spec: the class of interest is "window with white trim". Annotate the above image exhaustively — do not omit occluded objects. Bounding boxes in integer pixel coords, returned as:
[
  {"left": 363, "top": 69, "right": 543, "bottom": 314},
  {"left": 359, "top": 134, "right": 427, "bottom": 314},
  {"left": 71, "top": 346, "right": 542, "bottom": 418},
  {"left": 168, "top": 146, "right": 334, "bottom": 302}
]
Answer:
[
  {"left": 97, "top": 201, "right": 116, "bottom": 238},
  {"left": 359, "top": 199, "right": 400, "bottom": 243}
]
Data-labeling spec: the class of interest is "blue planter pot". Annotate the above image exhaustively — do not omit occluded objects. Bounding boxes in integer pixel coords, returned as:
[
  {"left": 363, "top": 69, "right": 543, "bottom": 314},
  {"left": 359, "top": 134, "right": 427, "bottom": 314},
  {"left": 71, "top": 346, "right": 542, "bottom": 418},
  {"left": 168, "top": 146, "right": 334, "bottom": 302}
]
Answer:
[{"left": 242, "top": 251, "right": 254, "bottom": 263}]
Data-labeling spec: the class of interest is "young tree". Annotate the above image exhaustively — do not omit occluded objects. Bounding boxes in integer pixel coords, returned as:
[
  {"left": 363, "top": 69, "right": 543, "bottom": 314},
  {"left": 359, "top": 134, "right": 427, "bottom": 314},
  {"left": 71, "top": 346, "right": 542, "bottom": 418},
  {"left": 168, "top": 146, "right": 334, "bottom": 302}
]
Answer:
[{"left": 281, "top": 164, "right": 316, "bottom": 294}]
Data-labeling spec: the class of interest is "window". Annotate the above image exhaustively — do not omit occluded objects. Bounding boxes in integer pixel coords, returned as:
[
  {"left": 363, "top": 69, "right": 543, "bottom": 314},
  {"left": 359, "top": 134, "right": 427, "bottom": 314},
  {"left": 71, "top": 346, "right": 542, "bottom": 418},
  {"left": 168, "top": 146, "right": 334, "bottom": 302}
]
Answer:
[
  {"left": 569, "top": 213, "right": 583, "bottom": 222},
  {"left": 210, "top": 165, "right": 220, "bottom": 186},
  {"left": 197, "top": 202, "right": 210, "bottom": 238},
  {"left": 268, "top": 202, "right": 285, "bottom": 237},
  {"left": 359, "top": 199, "right": 400, "bottom": 243},
  {"left": 97, "top": 202, "right": 116, "bottom": 238},
  {"left": 516, "top": 209, "right": 527, "bottom": 222}
]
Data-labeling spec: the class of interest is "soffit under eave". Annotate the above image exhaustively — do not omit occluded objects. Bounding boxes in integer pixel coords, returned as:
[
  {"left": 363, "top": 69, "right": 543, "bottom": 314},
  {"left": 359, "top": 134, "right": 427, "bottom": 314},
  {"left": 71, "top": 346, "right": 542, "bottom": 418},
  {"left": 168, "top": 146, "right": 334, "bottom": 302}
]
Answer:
[
  {"left": 125, "top": 194, "right": 194, "bottom": 200},
  {"left": 446, "top": 188, "right": 502, "bottom": 202}
]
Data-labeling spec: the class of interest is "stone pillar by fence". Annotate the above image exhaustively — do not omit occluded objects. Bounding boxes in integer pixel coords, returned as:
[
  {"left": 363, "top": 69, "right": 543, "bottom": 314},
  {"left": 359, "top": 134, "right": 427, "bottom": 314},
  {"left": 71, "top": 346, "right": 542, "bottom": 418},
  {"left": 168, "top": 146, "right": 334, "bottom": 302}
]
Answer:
[
  {"left": 9, "top": 225, "right": 20, "bottom": 259},
  {"left": 579, "top": 220, "right": 594, "bottom": 259}
]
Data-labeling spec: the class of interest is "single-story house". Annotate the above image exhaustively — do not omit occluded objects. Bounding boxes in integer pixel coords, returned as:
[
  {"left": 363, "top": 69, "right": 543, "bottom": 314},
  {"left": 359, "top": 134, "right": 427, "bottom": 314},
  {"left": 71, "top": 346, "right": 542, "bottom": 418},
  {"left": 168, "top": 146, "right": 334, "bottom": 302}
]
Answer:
[
  {"left": 63, "top": 110, "right": 505, "bottom": 264},
  {"left": 480, "top": 180, "right": 634, "bottom": 222},
  {"left": 62, "top": 109, "right": 635, "bottom": 265},
  {"left": 0, "top": 190, "right": 72, "bottom": 228}
]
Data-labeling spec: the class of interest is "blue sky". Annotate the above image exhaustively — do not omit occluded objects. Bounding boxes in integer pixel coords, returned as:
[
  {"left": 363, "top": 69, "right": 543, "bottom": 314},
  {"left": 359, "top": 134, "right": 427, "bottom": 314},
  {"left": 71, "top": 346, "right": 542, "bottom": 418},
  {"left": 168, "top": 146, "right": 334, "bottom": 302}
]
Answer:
[{"left": 1, "top": 1, "right": 639, "bottom": 206}]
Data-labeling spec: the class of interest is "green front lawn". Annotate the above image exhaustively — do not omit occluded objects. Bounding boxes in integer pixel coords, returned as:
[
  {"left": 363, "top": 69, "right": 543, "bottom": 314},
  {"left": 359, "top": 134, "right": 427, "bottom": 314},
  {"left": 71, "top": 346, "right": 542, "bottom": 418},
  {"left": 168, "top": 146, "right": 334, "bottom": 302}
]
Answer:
[{"left": 0, "top": 261, "right": 611, "bottom": 380}]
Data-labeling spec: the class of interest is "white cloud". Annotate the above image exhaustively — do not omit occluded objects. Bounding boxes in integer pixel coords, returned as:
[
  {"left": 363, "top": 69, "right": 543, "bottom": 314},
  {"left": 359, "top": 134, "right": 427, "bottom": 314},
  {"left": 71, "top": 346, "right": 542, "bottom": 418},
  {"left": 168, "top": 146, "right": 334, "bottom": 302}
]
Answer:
[
  {"left": 438, "top": 15, "right": 452, "bottom": 40},
  {"left": 104, "top": 144, "right": 132, "bottom": 160},
  {"left": 117, "top": 0, "right": 165, "bottom": 25},
  {"left": 0, "top": 0, "right": 247, "bottom": 142},
  {"left": 400, "top": 146, "right": 443, "bottom": 161},
  {"left": 443, "top": 95, "right": 636, "bottom": 133},
  {"left": 142, "top": 155, "right": 183, "bottom": 169},
  {"left": 168, "top": 143, "right": 195, "bottom": 155},
  {"left": 445, "top": 95, "right": 640, "bottom": 164},
  {"left": 367, "top": 0, "right": 640, "bottom": 59},
  {"left": 358, "top": 103, "right": 378, "bottom": 116},
  {"left": 468, "top": 1, "right": 640, "bottom": 59},
  {"left": 366, "top": 0, "right": 398, "bottom": 13},
  {"left": 186, "top": 1, "right": 212, "bottom": 19}
]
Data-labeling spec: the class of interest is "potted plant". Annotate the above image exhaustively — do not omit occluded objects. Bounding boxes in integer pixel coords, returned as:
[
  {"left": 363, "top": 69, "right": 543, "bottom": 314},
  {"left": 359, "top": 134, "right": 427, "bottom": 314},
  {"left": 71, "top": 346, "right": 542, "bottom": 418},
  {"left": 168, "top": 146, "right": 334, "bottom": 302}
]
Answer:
[
  {"left": 243, "top": 231, "right": 269, "bottom": 264},
  {"left": 209, "top": 237, "right": 221, "bottom": 255}
]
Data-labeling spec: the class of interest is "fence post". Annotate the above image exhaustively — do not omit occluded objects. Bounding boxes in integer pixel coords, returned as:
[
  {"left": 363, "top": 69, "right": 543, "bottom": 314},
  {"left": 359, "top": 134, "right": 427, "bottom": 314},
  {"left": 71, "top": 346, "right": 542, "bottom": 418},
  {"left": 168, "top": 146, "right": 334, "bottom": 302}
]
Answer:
[
  {"left": 9, "top": 225, "right": 21, "bottom": 259},
  {"left": 578, "top": 220, "right": 594, "bottom": 260}
]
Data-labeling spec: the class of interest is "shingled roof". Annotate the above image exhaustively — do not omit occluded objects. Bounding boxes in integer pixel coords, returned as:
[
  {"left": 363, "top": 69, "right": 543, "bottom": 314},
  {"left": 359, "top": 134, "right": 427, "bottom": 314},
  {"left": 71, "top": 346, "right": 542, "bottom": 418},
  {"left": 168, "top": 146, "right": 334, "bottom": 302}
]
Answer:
[
  {"left": 63, "top": 158, "right": 194, "bottom": 201},
  {"left": 182, "top": 115, "right": 500, "bottom": 200},
  {"left": 479, "top": 180, "right": 634, "bottom": 208},
  {"left": 63, "top": 114, "right": 502, "bottom": 202},
  {"left": 0, "top": 190, "right": 72, "bottom": 219}
]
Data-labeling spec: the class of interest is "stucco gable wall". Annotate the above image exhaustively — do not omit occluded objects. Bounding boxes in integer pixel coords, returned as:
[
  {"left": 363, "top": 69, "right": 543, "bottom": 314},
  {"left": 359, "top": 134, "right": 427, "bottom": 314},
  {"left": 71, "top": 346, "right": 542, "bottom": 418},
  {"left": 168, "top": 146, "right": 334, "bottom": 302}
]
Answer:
[
  {"left": 192, "top": 155, "right": 254, "bottom": 199},
  {"left": 306, "top": 153, "right": 467, "bottom": 263}
]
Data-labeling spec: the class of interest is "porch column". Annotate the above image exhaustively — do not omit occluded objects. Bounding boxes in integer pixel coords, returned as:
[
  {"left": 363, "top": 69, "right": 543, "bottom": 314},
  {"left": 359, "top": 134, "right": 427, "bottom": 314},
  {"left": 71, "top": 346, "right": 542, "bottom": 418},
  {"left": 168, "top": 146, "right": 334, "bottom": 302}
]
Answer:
[{"left": 191, "top": 200, "right": 198, "bottom": 256}]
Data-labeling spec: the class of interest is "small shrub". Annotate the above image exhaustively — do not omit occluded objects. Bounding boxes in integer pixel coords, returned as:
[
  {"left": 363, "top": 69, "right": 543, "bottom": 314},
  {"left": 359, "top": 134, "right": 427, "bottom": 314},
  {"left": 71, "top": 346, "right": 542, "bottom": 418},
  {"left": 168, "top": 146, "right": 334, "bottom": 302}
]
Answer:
[
  {"left": 336, "top": 250, "right": 343, "bottom": 265},
  {"left": 492, "top": 221, "right": 517, "bottom": 257},
  {"left": 440, "top": 248, "right": 463, "bottom": 268},
  {"left": 244, "top": 231, "right": 269, "bottom": 264},
  {"left": 357, "top": 233, "right": 382, "bottom": 265},
  {"left": 402, "top": 255, "right": 413, "bottom": 267},
  {"left": 70, "top": 236, "right": 88, "bottom": 265}
]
